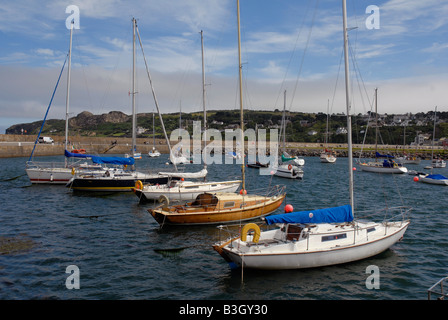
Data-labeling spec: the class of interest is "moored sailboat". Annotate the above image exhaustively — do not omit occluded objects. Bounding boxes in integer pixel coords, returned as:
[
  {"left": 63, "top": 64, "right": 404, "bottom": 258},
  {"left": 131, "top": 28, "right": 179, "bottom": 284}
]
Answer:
[
  {"left": 213, "top": 0, "right": 410, "bottom": 270},
  {"left": 358, "top": 89, "right": 407, "bottom": 174},
  {"left": 25, "top": 21, "right": 99, "bottom": 184},
  {"left": 148, "top": 2, "right": 286, "bottom": 226}
]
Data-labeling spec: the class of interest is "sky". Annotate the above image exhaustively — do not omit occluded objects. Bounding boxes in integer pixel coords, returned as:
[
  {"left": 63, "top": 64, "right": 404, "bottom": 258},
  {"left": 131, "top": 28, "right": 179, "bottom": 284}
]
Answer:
[{"left": 1, "top": 0, "right": 447, "bottom": 133}]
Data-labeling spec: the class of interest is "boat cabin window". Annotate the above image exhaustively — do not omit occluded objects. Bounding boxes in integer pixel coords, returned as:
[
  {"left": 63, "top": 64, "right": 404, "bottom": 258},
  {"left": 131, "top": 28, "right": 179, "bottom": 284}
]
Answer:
[
  {"left": 223, "top": 201, "right": 235, "bottom": 208},
  {"left": 286, "top": 224, "right": 303, "bottom": 241},
  {"left": 367, "top": 227, "right": 376, "bottom": 233},
  {"left": 321, "top": 233, "right": 347, "bottom": 242}
]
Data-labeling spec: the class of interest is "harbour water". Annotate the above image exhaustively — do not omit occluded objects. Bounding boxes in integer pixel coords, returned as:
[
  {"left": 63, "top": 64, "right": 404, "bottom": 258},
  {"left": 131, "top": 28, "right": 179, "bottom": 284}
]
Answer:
[{"left": 0, "top": 154, "right": 447, "bottom": 301}]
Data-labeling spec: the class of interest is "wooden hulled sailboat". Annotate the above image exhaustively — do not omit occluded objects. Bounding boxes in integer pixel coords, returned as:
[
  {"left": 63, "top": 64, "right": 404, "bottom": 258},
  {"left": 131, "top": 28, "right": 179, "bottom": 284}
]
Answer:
[
  {"left": 147, "top": 4, "right": 286, "bottom": 226},
  {"left": 213, "top": 0, "right": 410, "bottom": 270}
]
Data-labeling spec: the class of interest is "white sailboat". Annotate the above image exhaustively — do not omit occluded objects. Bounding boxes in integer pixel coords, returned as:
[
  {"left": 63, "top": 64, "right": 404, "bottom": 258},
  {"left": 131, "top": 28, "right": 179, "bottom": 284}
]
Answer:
[
  {"left": 213, "top": 0, "right": 410, "bottom": 270},
  {"left": 67, "top": 18, "right": 180, "bottom": 192},
  {"left": 274, "top": 90, "right": 304, "bottom": 179},
  {"left": 395, "top": 125, "right": 421, "bottom": 165},
  {"left": 25, "top": 21, "right": 105, "bottom": 184},
  {"left": 320, "top": 100, "right": 337, "bottom": 163},
  {"left": 135, "top": 30, "right": 241, "bottom": 201},
  {"left": 148, "top": 113, "right": 161, "bottom": 157},
  {"left": 358, "top": 89, "right": 407, "bottom": 174},
  {"left": 417, "top": 107, "right": 448, "bottom": 185},
  {"left": 134, "top": 179, "right": 241, "bottom": 202},
  {"left": 425, "top": 107, "right": 446, "bottom": 169}
]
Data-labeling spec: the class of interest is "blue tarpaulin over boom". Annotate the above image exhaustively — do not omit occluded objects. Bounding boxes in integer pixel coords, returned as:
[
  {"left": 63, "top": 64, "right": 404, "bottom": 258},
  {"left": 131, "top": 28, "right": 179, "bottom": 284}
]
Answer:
[
  {"left": 264, "top": 205, "right": 354, "bottom": 225},
  {"left": 91, "top": 156, "right": 134, "bottom": 165},
  {"left": 376, "top": 152, "right": 394, "bottom": 158},
  {"left": 65, "top": 150, "right": 91, "bottom": 158},
  {"left": 426, "top": 174, "right": 448, "bottom": 180},
  {"left": 64, "top": 150, "right": 135, "bottom": 165}
]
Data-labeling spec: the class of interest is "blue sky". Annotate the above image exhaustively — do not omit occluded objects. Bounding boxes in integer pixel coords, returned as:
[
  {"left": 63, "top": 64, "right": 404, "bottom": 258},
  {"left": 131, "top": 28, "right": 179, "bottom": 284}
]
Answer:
[{"left": 1, "top": 0, "right": 447, "bottom": 133}]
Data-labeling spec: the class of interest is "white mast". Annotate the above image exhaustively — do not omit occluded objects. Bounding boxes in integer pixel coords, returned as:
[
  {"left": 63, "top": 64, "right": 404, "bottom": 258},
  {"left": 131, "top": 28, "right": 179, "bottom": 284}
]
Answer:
[
  {"left": 342, "top": 0, "right": 354, "bottom": 212},
  {"left": 64, "top": 21, "right": 73, "bottom": 165},
  {"left": 131, "top": 18, "right": 137, "bottom": 157},
  {"left": 200, "top": 30, "right": 207, "bottom": 169},
  {"left": 237, "top": 0, "right": 245, "bottom": 192}
]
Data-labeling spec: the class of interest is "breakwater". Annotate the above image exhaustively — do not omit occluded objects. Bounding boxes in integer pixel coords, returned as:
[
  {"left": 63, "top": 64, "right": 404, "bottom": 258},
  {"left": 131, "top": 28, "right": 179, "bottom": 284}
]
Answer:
[{"left": 0, "top": 134, "right": 445, "bottom": 159}]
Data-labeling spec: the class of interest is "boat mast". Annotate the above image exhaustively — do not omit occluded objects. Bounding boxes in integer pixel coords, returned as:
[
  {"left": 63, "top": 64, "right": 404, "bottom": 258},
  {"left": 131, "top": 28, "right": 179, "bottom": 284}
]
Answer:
[
  {"left": 152, "top": 112, "right": 156, "bottom": 149},
  {"left": 131, "top": 18, "right": 137, "bottom": 157},
  {"left": 431, "top": 106, "right": 437, "bottom": 169},
  {"left": 65, "top": 21, "right": 73, "bottom": 166},
  {"left": 282, "top": 90, "right": 287, "bottom": 152},
  {"left": 325, "top": 99, "right": 329, "bottom": 146},
  {"left": 200, "top": 30, "right": 207, "bottom": 169},
  {"left": 342, "top": 0, "right": 354, "bottom": 212},
  {"left": 237, "top": 0, "right": 245, "bottom": 192},
  {"left": 374, "top": 87, "right": 378, "bottom": 155}
]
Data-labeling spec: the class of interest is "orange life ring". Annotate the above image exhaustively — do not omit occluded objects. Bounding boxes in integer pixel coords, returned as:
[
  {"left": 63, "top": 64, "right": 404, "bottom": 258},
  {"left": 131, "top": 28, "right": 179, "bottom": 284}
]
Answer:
[
  {"left": 241, "top": 223, "right": 260, "bottom": 243},
  {"left": 288, "top": 164, "right": 292, "bottom": 170},
  {"left": 135, "top": 180, "right": 143, "bottom": 190}
]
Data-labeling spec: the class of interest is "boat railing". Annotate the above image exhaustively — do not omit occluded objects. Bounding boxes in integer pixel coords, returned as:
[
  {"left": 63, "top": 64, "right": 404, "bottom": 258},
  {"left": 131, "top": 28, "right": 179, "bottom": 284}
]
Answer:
[
  {"left": 355, "top": 206, "right": 412, "bottom": 223},
  {"left": 249, "top": 184, "right": 286, "bottom": 199},
  {"left": 26, "top": 159, "right": 87, "bottom": 169},
  {"left": 428, "top": 276, "right": 448, "bottom": 300}
]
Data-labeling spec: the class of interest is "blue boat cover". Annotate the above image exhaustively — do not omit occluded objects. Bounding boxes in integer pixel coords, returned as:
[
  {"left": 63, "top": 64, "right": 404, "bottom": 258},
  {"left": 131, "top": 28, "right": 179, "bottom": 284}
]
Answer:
[
  {"left": 426, "top": 174, "right": 448, "bottom": 180},
  {"left": 376, "top": 152, "right": 394, "bottom": 158},
  {"left": 264, "top": 205, "right": 353, "bottom": 225},
  {"left": 65, "top": 150, "right": 91, "bottom": 158},
  {"left": 91, "top": 155, "right": 134, "bottom": 165},
  {"left": 64, "top": 149, "right": 135, "bottom": 165}
]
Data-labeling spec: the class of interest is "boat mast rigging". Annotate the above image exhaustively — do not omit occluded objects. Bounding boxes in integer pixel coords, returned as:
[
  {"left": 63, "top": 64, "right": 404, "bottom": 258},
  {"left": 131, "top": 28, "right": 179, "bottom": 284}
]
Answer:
[{"left": 342, "top": 0, "right": 354, "bottom": 213}]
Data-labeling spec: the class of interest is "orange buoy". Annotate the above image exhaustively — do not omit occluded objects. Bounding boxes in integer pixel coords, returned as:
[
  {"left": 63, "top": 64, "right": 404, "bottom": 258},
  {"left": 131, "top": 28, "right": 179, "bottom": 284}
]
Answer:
[{"left": 284, "top": 204, "right": 294, "bottom": 213}]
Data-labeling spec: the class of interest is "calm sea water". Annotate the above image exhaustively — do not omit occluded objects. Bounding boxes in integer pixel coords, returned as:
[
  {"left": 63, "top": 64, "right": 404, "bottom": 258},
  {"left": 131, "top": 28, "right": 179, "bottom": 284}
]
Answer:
[{"left": 0, "top": 154, "right": 447, "bottom": 301}]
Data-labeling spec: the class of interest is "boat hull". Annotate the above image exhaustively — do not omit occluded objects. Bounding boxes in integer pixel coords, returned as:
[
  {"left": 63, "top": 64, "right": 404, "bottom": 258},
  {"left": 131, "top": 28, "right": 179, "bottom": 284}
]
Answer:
[
  {"left": 359, "top": 163, "right": 407, "bottom": 174},
  {"left": 67, "top": 174, "right": 174, "bottom": 192},
  {"left": 217, "top": 221, "right": 409, "bottom": 270},
  {"left": 419, "top": 175, "right": 448, "bottom": 185},
  {"left": 274, "top": 165, "right": 303, "bottom": 179},
  {"left": 149, "top": 193, "right": 285, "bottom": 226},
  {"left": 320, "top": 154, "right": 336, "bottom": 163},
  {"left": 134, "top": 181, "right": 241, "bottom": 202},
  {"left": 26, "top": 167, "right": 73, "bottom": 184}
]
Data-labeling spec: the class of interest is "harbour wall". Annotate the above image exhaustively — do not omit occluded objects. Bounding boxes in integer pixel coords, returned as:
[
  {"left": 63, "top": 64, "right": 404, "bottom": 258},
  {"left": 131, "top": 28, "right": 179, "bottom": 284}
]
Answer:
[{"left": 0, "top": 134, "right": 445, "bottom": 159}]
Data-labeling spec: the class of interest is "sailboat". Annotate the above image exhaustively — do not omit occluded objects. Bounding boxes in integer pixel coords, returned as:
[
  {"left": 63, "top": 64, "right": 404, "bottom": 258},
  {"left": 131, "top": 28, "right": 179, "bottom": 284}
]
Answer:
[
  {"left": 425, "top": 107, "right": 446, "bottom": 169},
  {"left": 395, "top": 125, "right": 421, "bottom": 165},
  {"left": 134, "top": 30, "right": 241, "bottom": 202},
  {"left": 417, "top": 107, "right": 448, "bottom": 185},
  {"left": 274, "top": 90, "right": 304, "bottom": 179},
  {"left": 66, "top": 18, "right": 180, "bottom": 192},
  {"left": 213, "top": 0, "right": 410, "bottom": 270},
  {"left": 358, "top": 89, "right": 407, "bottom": 174},
  {"left": 147, "top": 4, "right": 286, "bottom": 226},
  {"left": 320, "top": 100, "right": 337, "bottom": 163},
  {"left": 148, "top": 113, "right": 161, "bottom": 157},
  {"left": 25, "top": 21, "right": 104, "bottom": 184}
]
